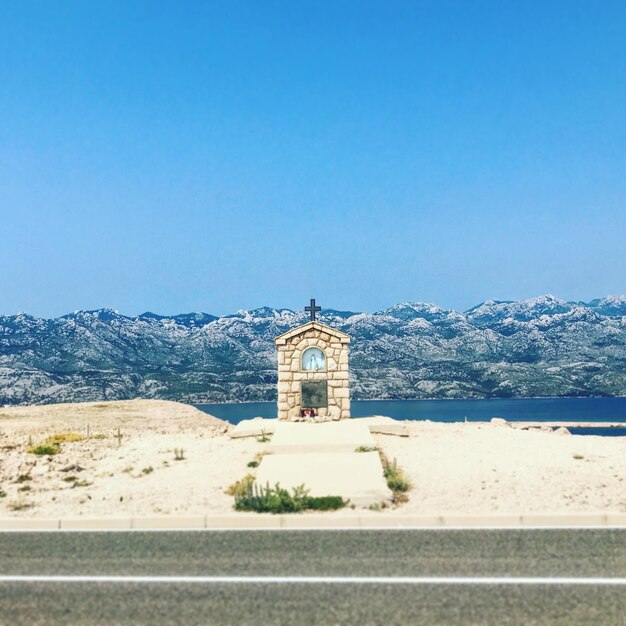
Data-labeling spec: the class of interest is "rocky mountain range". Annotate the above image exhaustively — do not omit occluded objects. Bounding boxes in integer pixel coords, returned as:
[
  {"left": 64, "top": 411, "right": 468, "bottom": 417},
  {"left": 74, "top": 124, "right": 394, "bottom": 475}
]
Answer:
[{"left": 1, "top": 295, "right": 625, "bottom": 406}]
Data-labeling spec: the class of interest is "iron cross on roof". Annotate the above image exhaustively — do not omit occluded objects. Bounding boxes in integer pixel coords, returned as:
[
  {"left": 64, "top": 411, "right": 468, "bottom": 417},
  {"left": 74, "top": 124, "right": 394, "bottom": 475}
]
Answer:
[{"left": 305, "top": 298, "right": 321, "bottom": 321}]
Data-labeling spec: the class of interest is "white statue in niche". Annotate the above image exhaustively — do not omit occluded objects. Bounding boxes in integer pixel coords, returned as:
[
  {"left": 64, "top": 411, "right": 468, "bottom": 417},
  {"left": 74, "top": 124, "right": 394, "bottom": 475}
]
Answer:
[{"left": 302, "top": 347, "right": 326, "bottom": 371}]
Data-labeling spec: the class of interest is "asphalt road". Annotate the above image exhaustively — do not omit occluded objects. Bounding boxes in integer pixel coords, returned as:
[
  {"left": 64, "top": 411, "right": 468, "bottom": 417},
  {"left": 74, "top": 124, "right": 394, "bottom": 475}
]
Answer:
[{"left": 0, "top": 529, "right": 625, "bottom": 625}]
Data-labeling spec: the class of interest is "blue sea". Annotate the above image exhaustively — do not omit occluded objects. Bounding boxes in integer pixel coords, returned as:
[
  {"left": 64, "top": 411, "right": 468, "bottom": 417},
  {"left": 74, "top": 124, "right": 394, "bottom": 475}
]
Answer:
[{"left": 195, "top": 397, "right": 626, "bottom": 436}]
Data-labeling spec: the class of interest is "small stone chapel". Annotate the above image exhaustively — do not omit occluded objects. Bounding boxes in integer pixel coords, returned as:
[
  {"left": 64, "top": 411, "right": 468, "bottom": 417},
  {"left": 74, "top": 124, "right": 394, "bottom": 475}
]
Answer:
[{"left": 275, "top": 299, "right": 351, "bottom": 421}]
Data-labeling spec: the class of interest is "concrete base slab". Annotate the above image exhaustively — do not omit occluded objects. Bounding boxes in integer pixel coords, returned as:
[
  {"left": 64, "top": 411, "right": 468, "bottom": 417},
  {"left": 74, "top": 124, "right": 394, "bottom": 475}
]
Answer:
[
  {"left": 229, "top": 418, "right": 276, "bottom": 439},
  {"left": 266, "top": 421, "right": 376, "bottom": 454},
  {"left": 353, "top": 416, "right": 409, "bottom": 437},
  {"left": 255, "top": 452, "right": 392, "bottom": 506},
  {"left": 230, "top": 417, "right": 409, "bottom": 439}
]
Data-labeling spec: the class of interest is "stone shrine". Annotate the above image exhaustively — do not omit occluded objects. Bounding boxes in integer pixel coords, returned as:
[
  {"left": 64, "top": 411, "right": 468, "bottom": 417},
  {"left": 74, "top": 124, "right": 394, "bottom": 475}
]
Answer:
[{"left": 275, "top": 299, "right": 351, "bottom": 421}]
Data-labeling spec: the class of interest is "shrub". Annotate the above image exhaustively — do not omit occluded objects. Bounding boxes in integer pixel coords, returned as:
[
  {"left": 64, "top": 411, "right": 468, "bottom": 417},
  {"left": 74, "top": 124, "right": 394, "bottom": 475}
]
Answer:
[
  {"left": 17, "top": 485, "right": 31, "bottom": 492},
  {"left": 305, "top": 495, "right": 346, "bottom": 511},
  {"left": 15, "top": 474, "right": 32, "bottom": 483},
  {"left": 234, "top": 482, "right": 307, "bottom": 513},
  {"left": 355, "top": 446, "right": 378, "bottom": 453},
  {"left": 386, "top": 471, "right": 410, "bottom": 493},
  {"left": 247, "top": 461, "right": 259, "bottom": 468},
  {"left": 0, "top": 489, "right": 6, "bottom": 498},
  {"left": 141, "top": 466, "right": 154, "bottom": 475},
  {"left": 234, "top": 481, "right": 347, "bottom": 514},
  {"left": 380, "top": 453, "right": 411, "bottom": 498},
  {"left": 29, "top": 443, "right": 60, "bottom": 456}
]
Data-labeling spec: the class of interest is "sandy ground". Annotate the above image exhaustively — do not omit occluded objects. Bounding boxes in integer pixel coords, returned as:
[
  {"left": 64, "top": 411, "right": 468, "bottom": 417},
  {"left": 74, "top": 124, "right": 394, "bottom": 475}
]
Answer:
[
  {"left": 375, "top": 422, "right": 626, "bottom": 515},
  {"left": 1, "top": 400, "right": 625, "bottom": 518},
  {"left": 0, "top": 400, "right": 257, "bottom": 518}
]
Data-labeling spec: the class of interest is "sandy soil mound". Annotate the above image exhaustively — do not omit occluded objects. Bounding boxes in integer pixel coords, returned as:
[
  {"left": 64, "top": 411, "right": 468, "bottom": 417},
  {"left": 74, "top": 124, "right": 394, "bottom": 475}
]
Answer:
[
  {"left": 0, "top": 399, "right": 261, "bottom": 518},
  {"left": 0, "top": 398, "right": 227, "bottom": 435}
]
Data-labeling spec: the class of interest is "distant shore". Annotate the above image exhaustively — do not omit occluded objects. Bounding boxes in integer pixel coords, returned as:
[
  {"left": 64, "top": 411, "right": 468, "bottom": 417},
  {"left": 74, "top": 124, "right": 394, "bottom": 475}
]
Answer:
[
  {"left": 196, "top": 396, "right": 626, "bottom": 426},
  {"left": 4, "top": 394, "right": 625, "bottom": 411},
  {"left": 194, "top": 395, "right": 626, "bottom": 406}
]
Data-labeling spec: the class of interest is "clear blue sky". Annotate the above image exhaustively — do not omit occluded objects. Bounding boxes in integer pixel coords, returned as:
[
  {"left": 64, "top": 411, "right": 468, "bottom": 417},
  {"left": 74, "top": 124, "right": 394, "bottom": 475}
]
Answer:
[{"left": 1, "top": 1, "right": 625, "bottom": 318}]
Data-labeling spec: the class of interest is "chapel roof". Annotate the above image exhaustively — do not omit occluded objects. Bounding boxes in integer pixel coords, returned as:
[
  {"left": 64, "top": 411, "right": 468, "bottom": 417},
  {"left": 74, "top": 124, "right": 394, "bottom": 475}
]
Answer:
[{"left": 274, "top": 320, "right": 350, "bottom": 345}]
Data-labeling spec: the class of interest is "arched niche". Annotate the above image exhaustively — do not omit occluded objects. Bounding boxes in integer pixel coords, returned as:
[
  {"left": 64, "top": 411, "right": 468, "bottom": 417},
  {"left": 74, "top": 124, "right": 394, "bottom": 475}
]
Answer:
[{"left": 301, "top": 346, "right": 326, "bottom": 371}]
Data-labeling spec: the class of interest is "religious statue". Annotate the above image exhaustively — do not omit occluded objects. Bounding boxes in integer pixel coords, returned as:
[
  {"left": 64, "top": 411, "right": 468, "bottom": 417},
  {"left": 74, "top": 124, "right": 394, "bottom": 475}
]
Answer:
[{"left": 302, "top": 347, "right": 325, "bottom": 371}]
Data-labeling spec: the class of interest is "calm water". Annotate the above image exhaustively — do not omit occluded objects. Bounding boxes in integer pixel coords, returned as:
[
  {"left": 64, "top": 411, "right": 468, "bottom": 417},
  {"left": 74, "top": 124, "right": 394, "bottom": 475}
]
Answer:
[{"left": 195, "top": 397, "right": 626, "bottom": 433}]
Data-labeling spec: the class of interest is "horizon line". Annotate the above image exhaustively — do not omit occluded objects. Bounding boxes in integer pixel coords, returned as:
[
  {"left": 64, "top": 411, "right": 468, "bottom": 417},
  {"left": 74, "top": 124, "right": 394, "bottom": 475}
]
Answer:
[{"left": 2, "top": 293, "right": 626, "bottom": 321}]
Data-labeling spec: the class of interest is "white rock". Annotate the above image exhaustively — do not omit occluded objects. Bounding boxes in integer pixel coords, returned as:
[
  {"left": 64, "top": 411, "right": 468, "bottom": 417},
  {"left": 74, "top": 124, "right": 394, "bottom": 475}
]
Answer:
[{"left": 491, "top": 417, "right": 509, "bottom": 427}]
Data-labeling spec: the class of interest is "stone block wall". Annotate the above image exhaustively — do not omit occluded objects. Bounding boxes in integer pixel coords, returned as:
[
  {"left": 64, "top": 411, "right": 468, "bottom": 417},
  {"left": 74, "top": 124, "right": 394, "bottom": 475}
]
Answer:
[{"left": 275, "top": 322, "right": 350, "bottom": 421}]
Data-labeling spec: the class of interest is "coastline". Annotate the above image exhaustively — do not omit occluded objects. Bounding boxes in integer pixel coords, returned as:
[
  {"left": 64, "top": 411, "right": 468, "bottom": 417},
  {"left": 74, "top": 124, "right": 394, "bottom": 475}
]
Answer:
[
  {"left": 195, "top": 396, "right": 626, "bottom": 426},
  {"left": 195, "top": 395, "right": 626, "bottom": 406}
]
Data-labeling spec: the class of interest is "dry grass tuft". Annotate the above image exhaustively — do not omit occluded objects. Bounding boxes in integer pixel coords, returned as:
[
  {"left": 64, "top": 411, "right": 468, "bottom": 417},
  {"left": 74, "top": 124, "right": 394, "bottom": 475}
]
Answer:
[
  {"left": 226, "top": 474, "right": 255, "bottom": 497},
  {"left": 8, "top": 500, "right": 33, "bottom": 511},
  {"left": 46, "top": 432, "right": 85, "bottom": 445}
]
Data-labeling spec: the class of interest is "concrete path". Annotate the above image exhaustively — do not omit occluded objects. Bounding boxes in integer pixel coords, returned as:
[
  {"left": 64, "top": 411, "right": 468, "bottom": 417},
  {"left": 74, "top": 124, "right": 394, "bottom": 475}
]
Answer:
[
  {"left": 355, "top": 415, "right": 410, "bottom": 436},
  {"left": 266, "top": 421, "right": 375, "bottom": 454},
  {"left": 252, "top": 420, "right": 393, "bottom": 506},
  {"left": 256, "top": 452, "right": 392, "bottom": 505},
  {"left": 230, "top": 417, "right": 277, "bottom": 438}
]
